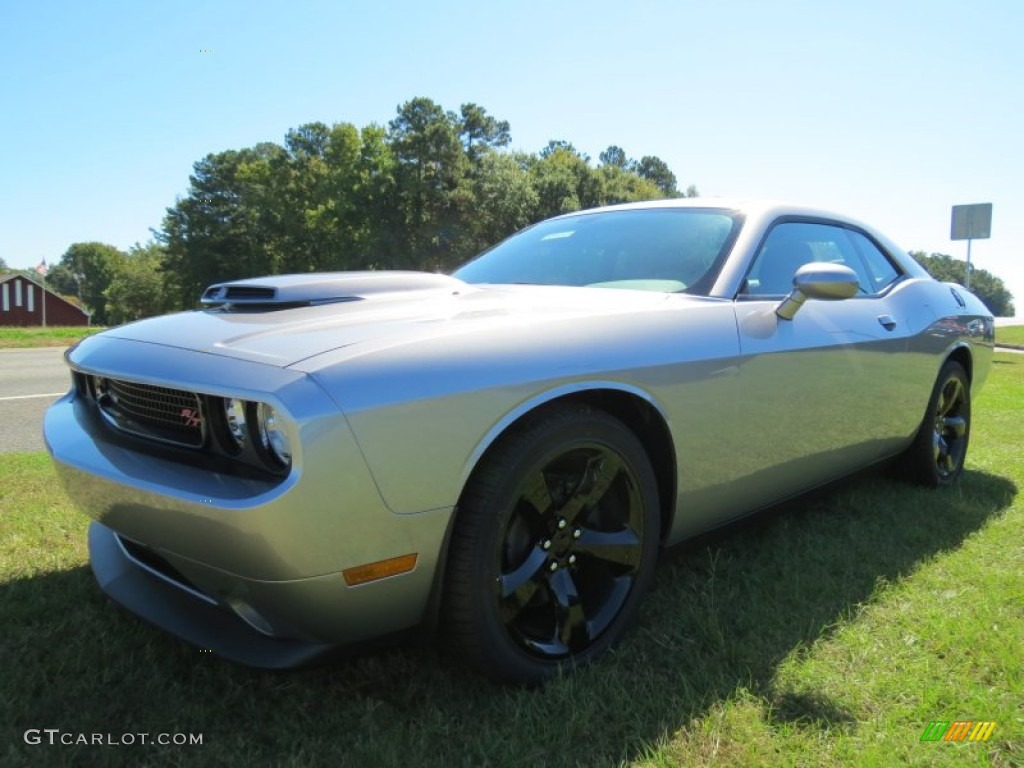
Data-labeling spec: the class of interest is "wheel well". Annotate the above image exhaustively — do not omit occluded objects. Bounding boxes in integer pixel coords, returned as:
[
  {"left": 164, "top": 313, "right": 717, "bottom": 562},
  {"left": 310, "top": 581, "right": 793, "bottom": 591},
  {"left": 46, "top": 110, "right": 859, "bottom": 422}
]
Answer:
[
  {"left": 467, "top": 390, "right": 677, "bottom": 542},
  {"left": 424, "top": 390, "right": 677, "bottom": 643},
  {"left": 947, "top": 346, "right": 973, "bottom": 383}
]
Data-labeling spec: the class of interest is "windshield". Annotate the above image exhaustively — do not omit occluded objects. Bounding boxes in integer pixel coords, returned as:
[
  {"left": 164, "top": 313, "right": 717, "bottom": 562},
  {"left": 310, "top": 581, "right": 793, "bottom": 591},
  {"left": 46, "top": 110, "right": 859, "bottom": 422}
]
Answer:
[{"left": 453, "top": 208, "right": 741, "bottom": 295}]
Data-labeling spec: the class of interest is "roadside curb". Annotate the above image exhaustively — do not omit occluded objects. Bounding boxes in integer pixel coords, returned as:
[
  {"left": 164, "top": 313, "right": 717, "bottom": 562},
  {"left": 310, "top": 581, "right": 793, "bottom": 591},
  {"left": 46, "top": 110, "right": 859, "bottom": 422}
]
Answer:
[{"left": 0, "top": 346, "right": 72, "bottom": 352}]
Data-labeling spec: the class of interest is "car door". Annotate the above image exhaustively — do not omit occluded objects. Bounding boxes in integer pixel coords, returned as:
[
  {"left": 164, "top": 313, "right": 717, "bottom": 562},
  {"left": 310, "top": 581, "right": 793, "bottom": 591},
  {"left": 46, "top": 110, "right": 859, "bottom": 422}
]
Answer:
[{"left": 728, "top": 219, "right": 911, "bottom": 509}]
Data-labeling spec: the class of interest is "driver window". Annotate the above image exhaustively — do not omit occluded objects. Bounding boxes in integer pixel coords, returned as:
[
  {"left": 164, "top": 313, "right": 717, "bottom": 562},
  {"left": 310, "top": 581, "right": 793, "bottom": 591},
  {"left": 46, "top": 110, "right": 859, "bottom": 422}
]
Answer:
[{"left": 743, "top": 221, "right": 873, "bottom": 296}]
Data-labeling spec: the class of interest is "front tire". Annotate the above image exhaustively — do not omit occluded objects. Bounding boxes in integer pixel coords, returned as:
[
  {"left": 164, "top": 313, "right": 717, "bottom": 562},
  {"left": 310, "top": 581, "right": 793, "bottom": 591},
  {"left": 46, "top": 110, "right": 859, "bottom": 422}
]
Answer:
[
  {"left": 903, "top": 359, "right": 971, "bottom": 487},
  {"left": 442, "top": 405, "right": 660, "bottom": 686}
]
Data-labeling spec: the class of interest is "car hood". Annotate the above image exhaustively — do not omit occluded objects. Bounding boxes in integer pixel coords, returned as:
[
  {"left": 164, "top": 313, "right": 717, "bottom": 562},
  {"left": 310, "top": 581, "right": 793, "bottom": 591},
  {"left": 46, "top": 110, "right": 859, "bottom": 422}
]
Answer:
[{"left": 95, "top": 272, "right": 693, "bottom": 368}]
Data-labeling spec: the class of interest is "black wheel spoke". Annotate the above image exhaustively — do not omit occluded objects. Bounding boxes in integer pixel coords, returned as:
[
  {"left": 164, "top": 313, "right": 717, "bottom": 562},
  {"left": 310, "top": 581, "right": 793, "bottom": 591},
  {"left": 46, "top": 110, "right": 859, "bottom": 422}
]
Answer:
[
  {"left": 523, "top": 634, "right": 570, "bottom": 658},
  {"left": 548, "top": 567, "right": 590, "bottom": 650},
  {"left": 939, "top": 379, "right": 964, "bottom": 416},
  {"left": 559, "top": 452, "right": 624, "bottom": 522},
  {"left": 942, "top": 415, "right": 966, "bottom": 439},
  {"left": 499, "top": 545, "right": 547, "bottom": 617},
  {"left": 939, "top": 436, "right": 956, "bottom": 472},
  {"left": 585, "top": 576, "right": 633, "bottom": 638},
  {"left": 520, "top": 471, "right": 554, "bottom": 516},
  {"left": 574, "top": 526, "right": 642, "bottom": 569}
]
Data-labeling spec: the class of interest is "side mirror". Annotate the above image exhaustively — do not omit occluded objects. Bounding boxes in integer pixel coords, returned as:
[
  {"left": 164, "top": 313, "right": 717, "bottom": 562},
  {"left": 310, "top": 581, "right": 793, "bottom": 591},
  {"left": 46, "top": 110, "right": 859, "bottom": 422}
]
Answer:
[{"left": 776, "top": 262, "right": 860, "bottom": 320}]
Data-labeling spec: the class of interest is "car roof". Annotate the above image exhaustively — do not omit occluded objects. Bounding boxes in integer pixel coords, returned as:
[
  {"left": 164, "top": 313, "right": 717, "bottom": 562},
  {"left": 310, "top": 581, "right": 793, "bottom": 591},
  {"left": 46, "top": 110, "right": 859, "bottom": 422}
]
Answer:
[{"left": 554, "top": 197, "right": 872, "bottom": 229}]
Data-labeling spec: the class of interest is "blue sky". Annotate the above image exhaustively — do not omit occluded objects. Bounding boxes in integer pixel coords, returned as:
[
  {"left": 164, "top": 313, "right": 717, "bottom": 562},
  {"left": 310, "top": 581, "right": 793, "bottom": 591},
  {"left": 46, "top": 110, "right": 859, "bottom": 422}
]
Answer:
[{"left": 2, "top": 0, "right": 1021, "bottom": 312}]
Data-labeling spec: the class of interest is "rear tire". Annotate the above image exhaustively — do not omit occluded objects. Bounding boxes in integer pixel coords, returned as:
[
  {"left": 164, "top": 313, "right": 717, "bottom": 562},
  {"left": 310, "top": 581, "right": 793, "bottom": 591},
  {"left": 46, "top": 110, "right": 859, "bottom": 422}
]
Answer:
[
  {"left": 902, "top": 360, "right": 971, "bottom": 487},
  {"left": 442, "top": 405, "right": 660, "bottom": 686}
]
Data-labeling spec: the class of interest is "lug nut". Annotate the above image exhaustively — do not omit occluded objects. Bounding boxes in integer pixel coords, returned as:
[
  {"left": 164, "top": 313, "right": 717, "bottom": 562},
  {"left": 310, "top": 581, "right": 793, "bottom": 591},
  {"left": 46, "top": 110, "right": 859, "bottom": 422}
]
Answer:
[
  {"left": 558, "top": 519, "right": 567, "bottom": 530},
  {"left": 572, "top": 529, "right": 581, "bottom": 539},
  {"left": 542, "top": 540, "right": 552, "bottom": 551},
  {"left": 568, "top": 554, "right": 577, "bottom": 565},
  {"left": 549, "top": 562, "right": 559, "bottom": 572}
]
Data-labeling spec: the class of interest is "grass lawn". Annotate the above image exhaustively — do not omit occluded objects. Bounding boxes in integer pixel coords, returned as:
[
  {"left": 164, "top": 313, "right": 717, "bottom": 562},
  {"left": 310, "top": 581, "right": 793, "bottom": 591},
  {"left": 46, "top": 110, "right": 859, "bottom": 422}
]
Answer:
[
  {"left": 0, "top": 326, "right": 106, "bottom": 348},
  {"left": 995, "top": 324, "right": 1024, "bottom": 348},
  {"left": 1, "top": 355, "right": 1021, "bottom": 767}
]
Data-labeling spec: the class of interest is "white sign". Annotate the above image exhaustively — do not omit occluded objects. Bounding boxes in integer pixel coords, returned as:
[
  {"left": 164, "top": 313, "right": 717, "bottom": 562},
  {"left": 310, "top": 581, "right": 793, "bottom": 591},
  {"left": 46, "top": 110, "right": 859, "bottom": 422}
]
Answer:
[{"left": 950, "top": 203, "right": 993, "bottom": 241}]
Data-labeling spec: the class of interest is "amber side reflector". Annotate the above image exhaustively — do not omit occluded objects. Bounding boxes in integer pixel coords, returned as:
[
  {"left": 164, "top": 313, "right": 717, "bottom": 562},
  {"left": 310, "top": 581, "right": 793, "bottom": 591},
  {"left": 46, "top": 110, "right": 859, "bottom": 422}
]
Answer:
[{"left": 343, "top": 553, "right": 418, "bottom": 586}]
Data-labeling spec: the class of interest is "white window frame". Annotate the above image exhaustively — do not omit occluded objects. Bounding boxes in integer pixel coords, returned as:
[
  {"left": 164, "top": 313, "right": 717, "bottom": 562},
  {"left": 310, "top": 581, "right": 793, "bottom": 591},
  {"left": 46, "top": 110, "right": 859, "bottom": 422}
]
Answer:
[
  {"left": 28, "top": 283, "right": 34, "bottom": 312},
  {"left": 2, "top": 283, "right": 8, "bottom": 312},
  {"left": 15, "top": 279, "right": 22, "bottom": 307}
]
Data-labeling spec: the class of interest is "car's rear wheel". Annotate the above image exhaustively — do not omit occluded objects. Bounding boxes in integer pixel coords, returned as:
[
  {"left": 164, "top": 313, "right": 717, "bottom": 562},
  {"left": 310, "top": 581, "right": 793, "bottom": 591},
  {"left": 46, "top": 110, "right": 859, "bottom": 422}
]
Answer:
[
  {"left": 442, "top": 405, "right": 660, "bottom": 685},
  {"left": 903, "top": 359, "right": 971, "bottom": 487}
]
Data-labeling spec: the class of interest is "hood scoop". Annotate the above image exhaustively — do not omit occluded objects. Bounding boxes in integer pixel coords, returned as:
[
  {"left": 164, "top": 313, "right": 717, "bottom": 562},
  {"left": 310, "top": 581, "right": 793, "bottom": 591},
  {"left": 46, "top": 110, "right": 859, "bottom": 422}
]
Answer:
[{"left": 200, "top": 271, "right": 464, "bottom": 310}]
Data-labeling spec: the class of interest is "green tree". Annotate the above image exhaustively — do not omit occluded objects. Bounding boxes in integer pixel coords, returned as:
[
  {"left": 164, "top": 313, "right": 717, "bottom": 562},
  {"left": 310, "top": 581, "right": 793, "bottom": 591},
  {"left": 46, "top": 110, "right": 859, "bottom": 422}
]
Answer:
[
  {"left": 105, "top": 243, "right": 176, "bottom": 324},
  {"left": 462, "top": 152, "right": 539, "bottom": 255},
  {"left": 458, "top": 103, "right": 511, "bottom": 162},
  {"left": 278, "top": 121, "right": 343, "bottom": 274},
  {"left": 55, "top": 242, "right": 126, "bottom": 324},
  {"left": 45, "top": 261, "right": 78, "bottom": 296},
  {"left": 635, "top": 155, "right": 679, "bottom": 196},
  {"left": 156, "top": 97, "right": 694, "bottom": 288},
  {"left": 539, "top": 140, "right": 584, "bottom": 160},
  {"left": 530, "top": 148, "right": 585, "bottom": 218},
  {"left": 597, "top": 163, "right": 663, "bottom": 205},
  {"left": 910, "top": 251, "right": 1015, "bottom": 316},
  {"left": 388, "top": 98, "right": 468, "bottom": 269},
  {"left": 0, "top": 256, "right": 7, "bottom": 271},
  {"left": 530, "top": 144, "right": 610, "bottom": 220},
  {"left": 350, "top": 124, "right": 401, "bottom": 269},
  {"left": 599, "top": 145, "right": 630, "bottom": 170},
  {"left": 161, "top": 143, "right": 290, "bottom": 304}
]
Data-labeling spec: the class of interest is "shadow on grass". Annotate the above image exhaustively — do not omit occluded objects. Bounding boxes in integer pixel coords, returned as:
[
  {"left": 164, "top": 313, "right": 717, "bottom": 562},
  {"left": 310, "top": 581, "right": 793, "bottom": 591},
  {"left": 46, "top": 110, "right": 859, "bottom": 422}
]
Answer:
[{"left": 0, "top": 468, "right": 1015, "bottom": 767}]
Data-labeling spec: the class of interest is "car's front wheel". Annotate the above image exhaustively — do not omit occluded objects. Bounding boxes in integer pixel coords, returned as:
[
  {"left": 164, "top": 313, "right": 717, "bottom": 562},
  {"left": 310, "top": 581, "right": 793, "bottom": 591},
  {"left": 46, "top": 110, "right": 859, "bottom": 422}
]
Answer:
[
  {"left": 903, "top": 359, "right": 971, "bottom": 487},
  {"left": 442, "top": 405, "right": 660, "bottom": 685}
]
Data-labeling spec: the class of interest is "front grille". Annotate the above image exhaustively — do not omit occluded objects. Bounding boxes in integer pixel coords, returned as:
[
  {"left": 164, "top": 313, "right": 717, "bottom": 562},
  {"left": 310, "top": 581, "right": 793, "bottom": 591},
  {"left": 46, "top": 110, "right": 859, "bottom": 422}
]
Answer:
[{"left": 94, "top": 377, "right": 204, "bottom": 448}]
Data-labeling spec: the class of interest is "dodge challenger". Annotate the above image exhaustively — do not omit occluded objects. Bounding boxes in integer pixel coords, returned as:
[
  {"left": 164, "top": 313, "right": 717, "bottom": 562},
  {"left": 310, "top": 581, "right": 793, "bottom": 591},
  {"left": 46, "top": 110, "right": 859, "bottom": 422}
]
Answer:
[{"left": 44, "top": 199, "right": 994, "bottom": 685}]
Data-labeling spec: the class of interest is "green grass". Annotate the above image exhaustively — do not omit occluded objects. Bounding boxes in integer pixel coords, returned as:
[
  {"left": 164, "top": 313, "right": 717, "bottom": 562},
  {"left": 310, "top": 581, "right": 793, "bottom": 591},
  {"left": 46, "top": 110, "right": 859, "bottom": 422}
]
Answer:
[
  {"left": 2, "top": 356, "right": 1021, "bottom": 767},
  {"left": 995, "top": 324, "right": 1024, "bottom": 348},
  {"left": 0, "top": 326, "right": 106, "bottom": 348}
]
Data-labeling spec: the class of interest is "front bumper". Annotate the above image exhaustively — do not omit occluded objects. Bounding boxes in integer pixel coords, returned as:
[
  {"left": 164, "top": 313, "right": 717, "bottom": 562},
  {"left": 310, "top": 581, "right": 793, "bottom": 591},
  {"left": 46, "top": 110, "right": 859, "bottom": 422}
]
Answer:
[
  {"left": 89, "top": 521, "right": 337, "bottom": 668},
  {"left": 46, "top": 339, "right": 453, "bottom": 664}
]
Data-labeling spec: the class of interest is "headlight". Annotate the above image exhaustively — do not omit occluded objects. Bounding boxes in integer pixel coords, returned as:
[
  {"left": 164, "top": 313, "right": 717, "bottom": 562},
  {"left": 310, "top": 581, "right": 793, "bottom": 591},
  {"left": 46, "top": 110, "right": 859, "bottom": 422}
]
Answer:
[
  {"left": 223, "top": 398, "right": 248, "bottom": 448},
  {"left": 257, "top": 403, "right": 292, "bottom": 467}
]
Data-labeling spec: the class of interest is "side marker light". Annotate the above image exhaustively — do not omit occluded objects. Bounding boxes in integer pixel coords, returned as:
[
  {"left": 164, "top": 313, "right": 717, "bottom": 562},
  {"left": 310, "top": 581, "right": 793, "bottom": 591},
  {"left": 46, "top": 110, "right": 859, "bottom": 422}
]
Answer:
[{"left": 343, "top": 554, "right": 418, "bottom": 586}]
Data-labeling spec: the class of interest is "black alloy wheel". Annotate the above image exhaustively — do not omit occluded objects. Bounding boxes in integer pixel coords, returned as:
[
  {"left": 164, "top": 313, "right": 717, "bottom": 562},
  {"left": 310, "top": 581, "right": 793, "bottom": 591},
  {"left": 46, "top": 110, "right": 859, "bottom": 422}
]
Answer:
[
  {"left": 443, "top": 405, "right": 660, "bottom": 685},
  {"left": 904, "top": 360, "right": 971, "bottom": 487},
  {"left": 932, "top": 372, "right": 969, "bottom": 480}
]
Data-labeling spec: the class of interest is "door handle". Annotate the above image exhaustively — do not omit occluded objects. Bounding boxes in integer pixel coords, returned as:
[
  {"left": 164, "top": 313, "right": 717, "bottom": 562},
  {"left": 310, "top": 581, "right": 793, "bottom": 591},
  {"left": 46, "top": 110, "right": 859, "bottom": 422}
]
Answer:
[{"left": 878, "top": 314, "right": 897, "bottom": 331}]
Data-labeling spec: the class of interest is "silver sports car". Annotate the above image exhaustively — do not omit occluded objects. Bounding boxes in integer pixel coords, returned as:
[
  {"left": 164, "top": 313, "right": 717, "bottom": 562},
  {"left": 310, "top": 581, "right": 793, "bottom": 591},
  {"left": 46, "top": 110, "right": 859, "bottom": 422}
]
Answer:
[{"left": 45, "top": 199, "right": 994, "bottom": 685}]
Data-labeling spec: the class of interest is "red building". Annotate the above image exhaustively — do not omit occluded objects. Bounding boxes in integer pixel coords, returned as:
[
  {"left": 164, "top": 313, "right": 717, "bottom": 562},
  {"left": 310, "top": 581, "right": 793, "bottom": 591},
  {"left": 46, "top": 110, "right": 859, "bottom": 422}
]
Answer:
[{"left": 0, "top": 273, "right": 89, "bottom": 326}]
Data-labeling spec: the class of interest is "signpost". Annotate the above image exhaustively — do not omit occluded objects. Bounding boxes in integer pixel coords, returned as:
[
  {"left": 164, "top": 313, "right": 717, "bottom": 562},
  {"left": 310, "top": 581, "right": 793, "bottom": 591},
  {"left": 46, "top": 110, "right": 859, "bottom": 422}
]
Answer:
[
  {"left": 950, "top": 203, "right": 993, "bottom": 291},
  {"left": 34, "top": 258, "right": 49, "bottom": 327}
]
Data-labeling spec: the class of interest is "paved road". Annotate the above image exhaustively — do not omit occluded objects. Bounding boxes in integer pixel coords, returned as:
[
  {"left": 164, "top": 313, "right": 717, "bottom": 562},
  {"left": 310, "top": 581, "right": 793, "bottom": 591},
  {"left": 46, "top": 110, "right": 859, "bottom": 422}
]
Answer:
[{"left": 0, "top": 347, "right": 72, "bottom": 453}]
